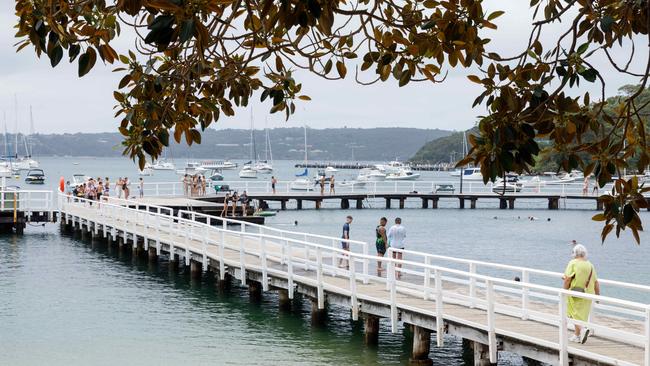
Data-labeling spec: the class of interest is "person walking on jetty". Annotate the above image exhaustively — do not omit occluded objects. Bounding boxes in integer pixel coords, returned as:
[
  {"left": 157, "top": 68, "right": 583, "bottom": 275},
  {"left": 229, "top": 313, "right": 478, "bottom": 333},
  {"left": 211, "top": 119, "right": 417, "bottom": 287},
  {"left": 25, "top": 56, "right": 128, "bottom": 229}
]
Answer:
[
  {"left": 375, "top": 217, "right": 388, "bottom": 276},
  {"left": 387, "top": 217, "right": 406, "bottom": 280},
  {"left": 329, "top": 176, "right": 336, "bottom": 194},
  {"left": 138, "top": 177, "right": 144, "bottom": 198},
  {"left": 339, "top": 215, "right": 353, "bottom": 268},
  {"left": 563, "top": 244, "right": 600, "bottom": 344},
  {"left": 271, "top": 176, "right": 277, "bottom": 194},
  {"left": 320, "top": 176, "right": 326, "bottom": 195}
]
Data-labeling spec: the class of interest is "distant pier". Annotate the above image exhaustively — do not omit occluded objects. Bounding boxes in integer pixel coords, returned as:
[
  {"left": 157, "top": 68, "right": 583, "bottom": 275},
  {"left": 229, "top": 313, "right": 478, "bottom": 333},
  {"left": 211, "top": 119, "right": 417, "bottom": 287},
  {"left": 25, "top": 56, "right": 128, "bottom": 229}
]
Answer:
[{"left": 294, "top": 161, "right": 452, "bottom": 171}]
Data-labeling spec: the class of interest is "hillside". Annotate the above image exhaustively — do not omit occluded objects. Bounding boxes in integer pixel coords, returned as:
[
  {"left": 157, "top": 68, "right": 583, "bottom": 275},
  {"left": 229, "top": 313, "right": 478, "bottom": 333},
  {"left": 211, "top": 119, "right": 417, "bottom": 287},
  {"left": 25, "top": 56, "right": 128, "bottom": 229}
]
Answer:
[
  {"left": 21, "top": 127, "right": 452, "bottom": 161},
  {"left": 410, "top": 129, "right": 475, "bottom": 163}
]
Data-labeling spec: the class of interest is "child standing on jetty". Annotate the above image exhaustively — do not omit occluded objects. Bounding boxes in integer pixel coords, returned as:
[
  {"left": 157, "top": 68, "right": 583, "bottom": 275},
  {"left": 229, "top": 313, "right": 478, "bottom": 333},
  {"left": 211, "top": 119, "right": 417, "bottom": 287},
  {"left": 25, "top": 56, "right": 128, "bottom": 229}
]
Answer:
[
  {"left": 339, "top": 216, "right": 353, "bottom": 268},
  {"left": 387, "top": 217, "right": 406, "bottom": 279}
]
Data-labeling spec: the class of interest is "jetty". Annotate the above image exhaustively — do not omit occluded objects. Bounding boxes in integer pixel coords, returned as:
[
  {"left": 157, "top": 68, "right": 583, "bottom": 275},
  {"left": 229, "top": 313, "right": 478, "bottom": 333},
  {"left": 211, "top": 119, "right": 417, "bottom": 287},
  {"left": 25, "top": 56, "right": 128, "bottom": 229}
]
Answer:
[
  {"left": 295, "top": 161, "right": 452, "bottom": 171},
  {"left": 58, "top": 193, "right": 650, "bottom": 366},
  {"left": 0, "top": 189, "right": 54, "bottom": 234},
  {"left": 142, "top": 180, "right": 617, "bottom": 211}
]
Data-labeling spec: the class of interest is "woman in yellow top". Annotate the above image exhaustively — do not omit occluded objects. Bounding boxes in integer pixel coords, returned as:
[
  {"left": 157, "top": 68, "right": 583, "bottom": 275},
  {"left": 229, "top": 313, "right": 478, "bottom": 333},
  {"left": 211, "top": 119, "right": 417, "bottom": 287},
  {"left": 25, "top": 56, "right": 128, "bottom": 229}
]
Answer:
[{"left": 562, "top": 244, "right": 600, "bottom": 344}]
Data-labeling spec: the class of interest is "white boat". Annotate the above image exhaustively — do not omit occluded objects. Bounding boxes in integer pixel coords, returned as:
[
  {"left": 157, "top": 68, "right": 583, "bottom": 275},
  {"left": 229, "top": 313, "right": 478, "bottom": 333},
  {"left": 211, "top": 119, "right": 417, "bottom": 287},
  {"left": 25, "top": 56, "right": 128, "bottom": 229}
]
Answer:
[
  {"left": 239, "top": 166, "right": 257, "bottom": 179},
  {"left": 450, "top": 169, "right": 461, "bottom": 177},
  {"left": 69, "top": 174, "right": 90, "bottom": 187},
  {"left": 357, "top": 168, "right": 386, "bottom": 182},
  {"left": 139, "top": 166, "right": 153, "bottom": 176},
  {"left": 521, "top": 175, "right": 545, "bottom": 187},
  {"left": 253, "top": 161, "right": 273, "bottom": 174},
  {"left": 151, "top": 160, "right": 175, "bottom": 171},
  {"left": 207, "top": 169, "right": 224, "bottom": 181},
  {"left": 176, "top": 162, "right": 206, "bottom": 175},
  {"left": 339, "top": 180, "right": 366, "bottom": 188},
  {"left": 324, "top": 166, "right": 339, "bottom": 173},
  {"left": 382, "top": 160, "right": 414, "bottom": 174},
  {"left": 290, "top": 178, "right": 314, "bottom": 191},
  {"left": 459, "top": 167, "right": 483, "bottom": 181},
  {"left": 546, "top": 173, "right": 576, "bottom": 185},
  {"left": 492, "top": 176, "right": 523, "bottom": 193},
  {"left": 200, "top": 160, "right": 238, "bottom": 170},
  {"left": 385, "top": 169, "right": 420, "bottom": 181}
]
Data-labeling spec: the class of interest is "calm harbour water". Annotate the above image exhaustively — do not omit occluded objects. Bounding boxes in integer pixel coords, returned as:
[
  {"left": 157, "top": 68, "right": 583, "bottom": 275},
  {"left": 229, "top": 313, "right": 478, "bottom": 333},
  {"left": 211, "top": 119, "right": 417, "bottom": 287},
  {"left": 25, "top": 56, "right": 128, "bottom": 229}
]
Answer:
[{"left": 1, "top": 157, "right": 649, "bottom": 365}]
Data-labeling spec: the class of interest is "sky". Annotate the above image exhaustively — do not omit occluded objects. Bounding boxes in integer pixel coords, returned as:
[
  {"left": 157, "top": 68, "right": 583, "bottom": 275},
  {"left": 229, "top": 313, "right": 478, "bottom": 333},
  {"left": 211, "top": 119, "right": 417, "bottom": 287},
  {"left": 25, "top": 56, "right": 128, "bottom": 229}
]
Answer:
[{"left": 0, "top": 1, "right": 644, "bottom": 134}]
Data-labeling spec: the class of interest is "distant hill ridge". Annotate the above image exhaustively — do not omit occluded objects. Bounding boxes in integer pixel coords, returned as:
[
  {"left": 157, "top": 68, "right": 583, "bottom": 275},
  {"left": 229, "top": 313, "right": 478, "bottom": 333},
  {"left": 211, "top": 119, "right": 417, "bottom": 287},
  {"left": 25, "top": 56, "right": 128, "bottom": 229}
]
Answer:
[{"left": 21, "top": 127, "right": 452, "bottom": 161}]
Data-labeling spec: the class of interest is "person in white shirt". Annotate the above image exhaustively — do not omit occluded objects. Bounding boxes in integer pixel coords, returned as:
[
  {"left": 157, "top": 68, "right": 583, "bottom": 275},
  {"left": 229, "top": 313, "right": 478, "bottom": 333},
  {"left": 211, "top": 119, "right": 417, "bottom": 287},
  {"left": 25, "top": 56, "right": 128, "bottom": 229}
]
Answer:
[{"left": 387, "top": 217, "right": 406, "bottom": 279}]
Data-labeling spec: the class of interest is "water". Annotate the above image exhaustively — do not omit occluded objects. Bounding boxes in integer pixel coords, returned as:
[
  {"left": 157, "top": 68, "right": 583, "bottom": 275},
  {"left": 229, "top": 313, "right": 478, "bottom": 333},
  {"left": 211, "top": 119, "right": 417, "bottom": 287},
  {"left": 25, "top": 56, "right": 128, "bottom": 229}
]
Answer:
[{"left": 1, "top": 157, "right": 649, "bottom": 365}]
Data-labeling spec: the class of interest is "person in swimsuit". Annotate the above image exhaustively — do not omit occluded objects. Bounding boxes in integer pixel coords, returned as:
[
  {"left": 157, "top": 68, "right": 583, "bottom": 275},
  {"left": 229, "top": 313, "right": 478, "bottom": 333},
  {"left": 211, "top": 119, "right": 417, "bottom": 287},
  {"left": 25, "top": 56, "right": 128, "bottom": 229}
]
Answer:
[
  {"left": 375, "top": 217, "right": 388, "bottom": 276},
  {"left": 330, "top": 176, "right": 335, "bottom": 194},
  {"left": 271, "top": 176, "right": 277, "bottom": 194},
  {"left": 104, "top": 177, "right": 110, "bottom": 199},
  {"left": 123, "top": 178, "right": 130, "bottom": 199},
  {"left": 221, "top": 193, "right": 231, "bottom": 217},
  {"left": 320, "top": 176, "right": 325, "bottom": 195}
]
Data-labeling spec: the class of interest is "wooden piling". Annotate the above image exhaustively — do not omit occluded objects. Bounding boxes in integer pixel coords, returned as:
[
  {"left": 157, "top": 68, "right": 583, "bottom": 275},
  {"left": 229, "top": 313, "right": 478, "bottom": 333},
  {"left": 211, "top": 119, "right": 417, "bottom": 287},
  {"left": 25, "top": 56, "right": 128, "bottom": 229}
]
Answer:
[
  {"left": 248, "top": 281, "right": 262, "bottom": 302},
  {"left": 315, "top": 200, "right": 321, "bottom": 210},
  {"left": 363, "top": 314, "right": 380, "bottom": 346},
  {"left": 470, "top": 198, "right": 477, "bottom": 209},
  {"left": 190, "top": 259, "right": 202, "bottom": 279},
  {"left": 508, "top": 198, "right": 515, "bottom": 209},
  {"left": 421, "top": 198, "right": 428, "bottom": 209},
  {"left": 310, "top": 298, "right": 327, "bottom": 326},
  {"left": 399, "top": 198, "right": 405, "bottom": 209},
  {"left": 499, "top": 198, "right": 507, "bottom": 209},
  {"left": 385, "top": 198, "right": 391, "bottom": 209},
  {"left": 431, "top": 198, "right": 438, "bottom": 209},
  {"left": 280, "top": 200, "right": 287, "bottom": 210},
  {"left": 409, "top": 325, "right": 433, "bottom": 365},
  {"left": 278, "top": 288, "right": 291, "bottom": 311},
  {"left": 296, "top": 200, "right": 303, "bottom": 210},
  {"left": 340, "top": 199, "right": 350, "bottom": 209},
  {"left": 148, "top": 246, "right": 158, "bottom": 263},
  {"left": 459, "top": 198, "right": 465, "bottom": 209},
  {"left": 356, "top": 199, "right": 363, "bottom": 209},
  {"left": 472, "top": 341, "right": 495, "bottom": 366}
]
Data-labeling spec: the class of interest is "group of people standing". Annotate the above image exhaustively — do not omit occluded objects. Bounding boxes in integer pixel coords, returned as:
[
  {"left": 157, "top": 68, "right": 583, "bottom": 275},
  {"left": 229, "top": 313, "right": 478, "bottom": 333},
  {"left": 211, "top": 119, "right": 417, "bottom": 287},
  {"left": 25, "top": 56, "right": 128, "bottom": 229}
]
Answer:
[
  {"left": 68, "top": 176, "right": 145, "bottom": 201},
  {"left": 220, "top": 191, "right": 249, "bottom": 217},
  {"left": 182, "top": 174, "right": 207, "bottom": 197},
  {"left": 338, "top": 215, "right": 406, "bottom": 278}
]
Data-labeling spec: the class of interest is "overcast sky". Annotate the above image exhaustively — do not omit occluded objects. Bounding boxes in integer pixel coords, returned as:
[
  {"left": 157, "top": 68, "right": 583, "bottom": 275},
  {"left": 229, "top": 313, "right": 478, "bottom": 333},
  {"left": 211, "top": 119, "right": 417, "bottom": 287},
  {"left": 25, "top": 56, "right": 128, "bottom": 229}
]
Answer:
[{"left": 0, "top": 1, "right": 644, "bottom": 134}]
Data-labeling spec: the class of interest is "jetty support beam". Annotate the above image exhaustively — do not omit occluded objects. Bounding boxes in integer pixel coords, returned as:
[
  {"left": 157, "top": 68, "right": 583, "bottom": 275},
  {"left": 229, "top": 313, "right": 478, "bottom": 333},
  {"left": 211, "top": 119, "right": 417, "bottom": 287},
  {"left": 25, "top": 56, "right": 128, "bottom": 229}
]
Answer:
[
  {"left": 278, "top": 289, "right": 291, "bottom": 311},
  {"left": 409, "top": 325, "right": 433, "bottom": 365},
  {"left": 364, "top": 314, "right": 380, "bottom": 345},
  {"left": 310, "top": 298, "right": 327, "bottom": 326}
]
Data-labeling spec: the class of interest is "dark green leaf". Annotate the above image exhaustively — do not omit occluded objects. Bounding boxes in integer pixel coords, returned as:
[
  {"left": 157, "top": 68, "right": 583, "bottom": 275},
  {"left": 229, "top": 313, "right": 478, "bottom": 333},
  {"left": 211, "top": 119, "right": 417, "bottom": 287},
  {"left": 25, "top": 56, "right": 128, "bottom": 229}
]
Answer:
[{"left": 78, "top": 47, "right": 97, "bottom": 77}]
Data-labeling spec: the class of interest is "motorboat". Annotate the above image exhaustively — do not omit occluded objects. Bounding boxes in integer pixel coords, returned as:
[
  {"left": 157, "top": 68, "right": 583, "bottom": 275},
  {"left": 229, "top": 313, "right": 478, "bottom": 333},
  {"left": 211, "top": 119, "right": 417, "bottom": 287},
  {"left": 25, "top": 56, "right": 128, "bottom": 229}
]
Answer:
[
  {"left": 382, "top": 160, "right": 414, "bottom": 174},
  {"left": 546, "top": 173, "right": 576, "bottom": 185},
  {"left": 521, "top": 175, "right": 545, "bottom": 187},
  {"left": 13, "top": 157, "right": 39, "bottom": 170},
  {"left": 151, "top": 160, "right": 175, "bottom": 171},
  {"left": 357, "top": 168, "right": 386, "bottom": 182},
  {"left": 139, "top": 166, "right": 153, "bottom": 176},
  {"left": 207, "top": 169, "right": 224, "bottom": 181},
  {"left": 24, "top": 168, "right": 45, "bottom": 184},
  {"left": 176, "top": 161, "right": 206, "bottom": 175},
  {"left": 200, "top": 160, "right": 238, "bottom": 170},
  {"left": 492, "top": 175, "right": 523, "bottom": 193},
  {"left": 385, "top": 169, "right": 420, "bottom": 181},
  {"left": 69, "top": 174, "right": 90, "bottom": 187},
  {"left": 450, "top": 169, "right": 461, "bottom": 177},
  {"left": 339, "top": 180, "right": 366, "bottom": 188},
  {"left": 253, "top": 161, "right": 273, "bottom": 174},
  {"left": 457, "top": 167, "right": 483, "bottom": 181},
  {"left": 290, "top": 178, "right": 315, "bottom": 191},
  {"left": 239, "top": 166, "right": 257, "bottom": 179},
  {"left": 324, "top": 166, "right": 339, "bottom": 173}
]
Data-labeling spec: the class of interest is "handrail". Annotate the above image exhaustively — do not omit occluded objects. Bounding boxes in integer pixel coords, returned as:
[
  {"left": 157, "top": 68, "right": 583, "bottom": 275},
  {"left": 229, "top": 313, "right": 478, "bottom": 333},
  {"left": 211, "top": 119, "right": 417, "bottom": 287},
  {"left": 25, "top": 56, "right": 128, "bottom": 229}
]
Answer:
[{"left": 60, "top": 192, "right": 650, "bottom": 365}]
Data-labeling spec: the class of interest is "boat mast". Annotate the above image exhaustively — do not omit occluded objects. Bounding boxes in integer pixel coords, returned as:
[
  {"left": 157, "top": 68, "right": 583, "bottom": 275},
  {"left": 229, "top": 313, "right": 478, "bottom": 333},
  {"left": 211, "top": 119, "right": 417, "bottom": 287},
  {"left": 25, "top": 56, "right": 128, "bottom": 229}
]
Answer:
[
  {"left": 249, "top": 106, "right": 256, "bottom": 163},
  {"left": 303, "top": 125, "right": 308, "bottom": 163},
  {"left": 3, "top": 113, "right": 7, "bottom": 158},
  {"left": 14, "top": 95, "right": 18, "bottom": 158},
  {"left": 28, "top": 105, "right": 34, "bottom": 157}
]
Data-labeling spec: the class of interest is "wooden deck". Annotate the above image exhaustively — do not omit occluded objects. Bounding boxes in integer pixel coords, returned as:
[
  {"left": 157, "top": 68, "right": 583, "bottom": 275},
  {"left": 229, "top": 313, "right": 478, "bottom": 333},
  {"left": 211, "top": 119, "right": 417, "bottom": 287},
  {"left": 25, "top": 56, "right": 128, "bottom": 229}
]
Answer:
[{"left": 59, "top": 197, "right": 650, "bottom": 366}]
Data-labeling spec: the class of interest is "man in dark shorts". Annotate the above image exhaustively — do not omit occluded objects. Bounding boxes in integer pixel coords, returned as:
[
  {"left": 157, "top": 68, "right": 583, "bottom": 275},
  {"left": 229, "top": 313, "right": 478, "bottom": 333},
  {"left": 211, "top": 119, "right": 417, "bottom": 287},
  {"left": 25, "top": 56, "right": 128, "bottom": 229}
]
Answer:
[
  {"left": 375, "top": 217, "right": 388, "bottom": 276},
  {"left": 339, "top": 215, "right": 353, "bottom": 268}
]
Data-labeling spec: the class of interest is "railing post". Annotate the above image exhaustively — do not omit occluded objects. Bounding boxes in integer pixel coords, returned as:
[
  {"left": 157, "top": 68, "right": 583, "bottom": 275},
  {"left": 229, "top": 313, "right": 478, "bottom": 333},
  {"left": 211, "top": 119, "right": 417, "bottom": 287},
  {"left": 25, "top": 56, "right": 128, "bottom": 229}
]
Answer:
[
  {"left": 317, "top": 247, "right": 324, "bottom": 309},
  {"left": 486, "top": 280, "right": 497, "bottom": 363},
  {"left": 219, "top": 220, "right": 226, "bottom": 280},
  {"left": 287, "top": 241, "right": 294, "bottom": 299},
  {"left": 362, "top": 242, "right": 369, "bottom": 284},
  {"left": 330, "top": 238, "right": 337, "bottom": 276},
  {"left": 261, "top": 236, "right": 268, "bottom": 291},
  {"left": 469, "top": 262, "right": 476, "bottom": 308},
  {"left": 349, "top": 256, "right": 359, "bottom": 321},
  {"left": 521, "top": 270, "right": 530, "bottom": 320},
  {"left": 388, "top": 259, "right": 397, "bottom": 333},
  {"left": 202, "top": 225, "right": 208, "bottom": 271},
  {"left": 424, "top": 256, "right": 431, "bottom": 300},
  {"left": 303, "top": 233, "right": 310, "bottom": 271},
  {"left": 644, "top": 307, "right": 650, "bottom": 366},
  {"left": 559, "top": 292, "right": 569, "bottom": 366},
  {"left": 435, "top": 268, "right": 444, "bottom": 347},
  {"left": 239, "top": 226, "right": 246, "bottom": 285}
]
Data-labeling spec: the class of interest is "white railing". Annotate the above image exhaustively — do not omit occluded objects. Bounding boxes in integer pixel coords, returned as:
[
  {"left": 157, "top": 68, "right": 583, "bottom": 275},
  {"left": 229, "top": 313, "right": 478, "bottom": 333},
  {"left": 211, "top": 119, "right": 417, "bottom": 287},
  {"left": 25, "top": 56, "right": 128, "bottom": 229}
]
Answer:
[
  {"left": 60, "top": 194, "right": 650, "bottom": 366},
  {"left": 141, "top": 180, "right": 613, "bottom": 197},
  {"left": 0, "top": 189, "right": 53, "bottom": 212}
]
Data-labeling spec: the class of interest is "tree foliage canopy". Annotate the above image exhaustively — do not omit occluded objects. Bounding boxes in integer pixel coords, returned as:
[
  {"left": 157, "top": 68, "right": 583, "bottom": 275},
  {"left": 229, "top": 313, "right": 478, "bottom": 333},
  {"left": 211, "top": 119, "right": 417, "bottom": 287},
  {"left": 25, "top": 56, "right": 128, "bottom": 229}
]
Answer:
[{"left": 14, "top": 0, "right": 650, "bottom": 242}]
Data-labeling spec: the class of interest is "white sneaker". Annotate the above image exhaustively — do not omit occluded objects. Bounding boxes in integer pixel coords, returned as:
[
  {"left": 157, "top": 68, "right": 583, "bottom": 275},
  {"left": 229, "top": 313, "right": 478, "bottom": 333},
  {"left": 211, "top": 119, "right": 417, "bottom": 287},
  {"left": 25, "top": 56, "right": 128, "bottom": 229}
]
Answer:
[{"left": 568, "top": 334, "right": 581, "bottom": 343}]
